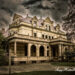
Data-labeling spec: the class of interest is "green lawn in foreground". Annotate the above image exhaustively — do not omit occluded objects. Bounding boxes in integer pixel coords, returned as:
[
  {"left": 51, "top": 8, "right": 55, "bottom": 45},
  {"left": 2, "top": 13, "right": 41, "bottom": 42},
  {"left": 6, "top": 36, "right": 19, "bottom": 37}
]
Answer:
[
  {"left": 3, "top": 71, "right": 75, "bottom": 75},
  {"left": 51, "top": 62, "right": 75, "bottom": 66}
]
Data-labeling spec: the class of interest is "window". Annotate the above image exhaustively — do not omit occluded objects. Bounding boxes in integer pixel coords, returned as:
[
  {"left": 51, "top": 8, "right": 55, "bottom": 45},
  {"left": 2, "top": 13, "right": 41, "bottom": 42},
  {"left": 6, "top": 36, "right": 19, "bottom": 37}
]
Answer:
[
  {"left": 34, "top": 21, "right": 37, "bottom": 24},
  {"left": 52, "top": 36, "right": 54, "bottom": 39},
  {"left": 49, "top": 36, "right": 51, "bottom": 39},
  {"left": 46, "top": 25, "right": 47, "bottom": 30},
  {"left": 42, "top": 34, "right": 44, "bottom": 39},
  {"left": 34, "top": 33, "right": 37, "bottom": 37},
  {"left": 46, "top": 25, "right": 50, "bottom": 31},
  {"left": 46, "top": 35, "right": 48, "bottom": 39},
  {"left": 30, "top": 20, "right": 32, "bottom": 23},
  {"left": 33, "top": 21, "right": 37, "bottom": 27},
  {"left": 49, "top": 26, "right": 51, "bottom": 31}
]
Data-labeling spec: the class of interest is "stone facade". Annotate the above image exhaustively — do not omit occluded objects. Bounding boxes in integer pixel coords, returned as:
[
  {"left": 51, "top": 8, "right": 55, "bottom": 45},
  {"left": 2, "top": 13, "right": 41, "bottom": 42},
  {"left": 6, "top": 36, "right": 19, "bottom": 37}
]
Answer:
[{"left": 8, "top": 13, "right": 75, "bottom": 64}]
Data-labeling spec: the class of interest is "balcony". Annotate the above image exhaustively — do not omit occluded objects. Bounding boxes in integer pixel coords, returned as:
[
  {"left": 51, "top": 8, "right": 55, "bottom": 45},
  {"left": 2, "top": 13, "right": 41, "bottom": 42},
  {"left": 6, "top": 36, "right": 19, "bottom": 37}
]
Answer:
[{"left": 8, "top": 33, "right": 50, "bottom": 43}]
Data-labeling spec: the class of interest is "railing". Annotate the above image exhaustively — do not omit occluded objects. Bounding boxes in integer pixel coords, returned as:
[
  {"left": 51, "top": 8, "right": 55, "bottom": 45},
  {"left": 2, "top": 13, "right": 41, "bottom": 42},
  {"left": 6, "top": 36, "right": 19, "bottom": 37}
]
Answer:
[
  {"left": 8, "top": 33, "right": 69, "bottom": 43},
  {"left": 12, "top": 56, "right": 50, "bottom": 62}
]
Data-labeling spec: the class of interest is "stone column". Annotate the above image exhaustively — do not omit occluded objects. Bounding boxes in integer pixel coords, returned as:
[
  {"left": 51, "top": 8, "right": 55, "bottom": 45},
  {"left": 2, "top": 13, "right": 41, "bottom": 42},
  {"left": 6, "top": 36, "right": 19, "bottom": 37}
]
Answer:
[
  {"left": 49, "top": 46, "right": 52, "bottom": 60},
  {"left": 44, "top": 45, "right": 47, "bottom": 57},
  {"left": 36, "top": 45, "right": 40, "bottom": 63},
  {"left": 27, "top": 43, "right": 31, "bottom": 64},
  {"left": 36, "top": 45, "right": 39, "bottom": 57},
  {"left": 59, "top": 44, "right": 62, "bottom": 57},
  {"left": 28, "top": 43, "right": 31, "bottom": 57},
  {"left": 14, "top": 41, "right": 17, "bottom": 56},
  {"left": 61, "top": 45, "right": 65, "bottom": 55}
]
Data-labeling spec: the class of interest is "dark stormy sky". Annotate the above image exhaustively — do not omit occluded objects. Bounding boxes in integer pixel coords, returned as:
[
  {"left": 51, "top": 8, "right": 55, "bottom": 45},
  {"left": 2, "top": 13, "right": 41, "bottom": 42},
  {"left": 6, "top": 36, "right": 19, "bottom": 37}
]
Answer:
[{"left": 0, "top": 0, "right": 69, "bottom": 29}]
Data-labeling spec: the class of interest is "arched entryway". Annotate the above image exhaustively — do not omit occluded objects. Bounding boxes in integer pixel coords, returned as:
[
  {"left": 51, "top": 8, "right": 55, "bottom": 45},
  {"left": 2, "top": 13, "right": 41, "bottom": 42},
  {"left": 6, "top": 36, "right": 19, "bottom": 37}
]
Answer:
[
  {"left": 31, "top": 45, "right": 36, "bottom": 56},
  {"left": 51, "top": 45, "right": 59, "bottom": 58},
  {"left": 39, "top": 46, "right": 44, "bottom": 56}
]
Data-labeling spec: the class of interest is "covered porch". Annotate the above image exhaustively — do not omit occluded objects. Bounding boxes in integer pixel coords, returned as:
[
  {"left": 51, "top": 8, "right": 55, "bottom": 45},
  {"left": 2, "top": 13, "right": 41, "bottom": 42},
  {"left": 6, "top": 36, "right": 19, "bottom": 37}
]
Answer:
[
  {"left": 49, "top": 38, "right": 75, "bottom": 61},
  {"left": 9, "top": 40, "right": 50, "bottom": 64}
]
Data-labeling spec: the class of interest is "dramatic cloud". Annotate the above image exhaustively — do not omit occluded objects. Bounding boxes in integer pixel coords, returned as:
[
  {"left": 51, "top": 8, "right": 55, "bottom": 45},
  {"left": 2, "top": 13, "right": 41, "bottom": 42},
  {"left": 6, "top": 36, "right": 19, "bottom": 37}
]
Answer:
[{"left": 0, "top": 0, "right": 69, "bottom": 29}]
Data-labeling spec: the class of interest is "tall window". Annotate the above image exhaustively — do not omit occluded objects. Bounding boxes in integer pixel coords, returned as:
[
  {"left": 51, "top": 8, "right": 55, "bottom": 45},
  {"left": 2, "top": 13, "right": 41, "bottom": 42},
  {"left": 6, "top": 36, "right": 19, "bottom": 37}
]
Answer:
[
  {"left": 49, "top": 26, "right": 51, "bottom": 31},
  {"left": 40, "top": 46, "right": 44, "bottom": 56},
  {"left": 46, "top": 35, "right": 48, "bottom": 39},
  {"left": 33, "top": 21, "right": 37, "bottom": 27},
  {"left": 34, "top": 33, "right": 37, "bottom": 37},
  {"left": 52, "top": 36, "right": 54, "bottom": 39},
  {"left": 42, "top": 34, "right": 44, "bottom": 39},
  {"left": 31, "top": 45, "right": 36, "bottom": 56},
  {"left": 49, "top": 36, "right": 51, "bottom": 39}
]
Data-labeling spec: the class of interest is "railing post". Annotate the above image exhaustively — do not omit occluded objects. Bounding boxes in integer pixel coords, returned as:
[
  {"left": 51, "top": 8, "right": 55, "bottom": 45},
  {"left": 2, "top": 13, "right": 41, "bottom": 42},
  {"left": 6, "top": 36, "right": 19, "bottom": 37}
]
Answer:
[{"left": 9, "top": 49, "right": 11, "bottom": 75}]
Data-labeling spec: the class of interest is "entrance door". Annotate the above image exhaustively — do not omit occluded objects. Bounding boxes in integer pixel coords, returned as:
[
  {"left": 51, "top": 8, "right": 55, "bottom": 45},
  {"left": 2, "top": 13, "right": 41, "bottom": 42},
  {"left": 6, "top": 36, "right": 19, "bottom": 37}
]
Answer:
[{"left": 51, "top": 45, "right": 58, "bottom": 59}]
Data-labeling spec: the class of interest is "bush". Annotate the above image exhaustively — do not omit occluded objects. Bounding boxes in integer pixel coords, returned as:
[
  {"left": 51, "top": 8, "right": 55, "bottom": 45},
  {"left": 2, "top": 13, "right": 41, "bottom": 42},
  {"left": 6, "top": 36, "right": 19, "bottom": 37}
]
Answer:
[{"left": 0, "top": 49, "right": 8, "bottom": 66}]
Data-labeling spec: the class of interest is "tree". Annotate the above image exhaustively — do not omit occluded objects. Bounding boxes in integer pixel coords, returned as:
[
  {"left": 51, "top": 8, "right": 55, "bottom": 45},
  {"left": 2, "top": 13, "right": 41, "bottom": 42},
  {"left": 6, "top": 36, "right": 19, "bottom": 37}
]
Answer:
[
  {"left": 0, "top": 32, "right": 8, "bottom": 66},
  {"left": 62, "top": 0, "right": 75, "bottom": 42}
]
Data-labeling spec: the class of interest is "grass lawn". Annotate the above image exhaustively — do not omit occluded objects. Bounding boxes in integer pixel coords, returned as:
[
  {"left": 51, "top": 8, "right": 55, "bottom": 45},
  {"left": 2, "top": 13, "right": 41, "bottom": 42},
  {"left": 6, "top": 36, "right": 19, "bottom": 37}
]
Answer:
[
  {"left": 51, "top": 62, "right": 75, "bottom": 66},
  {"left": 3, "top": 71, "right": 75, "bottom": 75}
]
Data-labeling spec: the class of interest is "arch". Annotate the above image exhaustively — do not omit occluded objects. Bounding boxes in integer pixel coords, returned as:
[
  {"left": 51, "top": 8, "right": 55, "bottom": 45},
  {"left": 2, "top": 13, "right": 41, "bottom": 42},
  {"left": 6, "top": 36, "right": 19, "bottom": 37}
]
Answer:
[
  {"left": 39, "top": 46, "right": 44, "bottom": 56},
  {"left": 31, "top": 45, "right": 36, "bottom": 56}
]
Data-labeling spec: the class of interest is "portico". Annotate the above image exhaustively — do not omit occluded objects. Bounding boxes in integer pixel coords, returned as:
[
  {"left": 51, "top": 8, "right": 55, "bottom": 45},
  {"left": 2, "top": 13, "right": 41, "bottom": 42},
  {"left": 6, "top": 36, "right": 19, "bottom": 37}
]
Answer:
[{"left": 9, "top": 37, "right": 50, "bottom": 64}]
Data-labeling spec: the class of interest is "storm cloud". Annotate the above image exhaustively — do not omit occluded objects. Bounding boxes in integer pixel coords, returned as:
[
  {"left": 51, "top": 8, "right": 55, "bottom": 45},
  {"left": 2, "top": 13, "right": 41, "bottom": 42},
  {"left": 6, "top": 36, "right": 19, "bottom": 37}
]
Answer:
[{"left": 0, "top": 0, "right": 69, "bottom": 29}]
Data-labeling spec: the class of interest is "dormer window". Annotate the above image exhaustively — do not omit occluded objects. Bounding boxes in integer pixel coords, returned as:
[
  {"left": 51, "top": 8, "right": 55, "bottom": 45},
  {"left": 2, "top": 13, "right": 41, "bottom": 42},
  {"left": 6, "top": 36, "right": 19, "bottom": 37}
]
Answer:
[
  {"left": 46, "top": 25, "right": 50, "bottom": 31},
  {"left": 33, "top": 21, "right": 37, "bottom": 27},
  {"left": 30, "top": 20, "right": 32, "bottom": 23},
  {"left": 34, "top": 21, "right": 37, "bottom": 24}
]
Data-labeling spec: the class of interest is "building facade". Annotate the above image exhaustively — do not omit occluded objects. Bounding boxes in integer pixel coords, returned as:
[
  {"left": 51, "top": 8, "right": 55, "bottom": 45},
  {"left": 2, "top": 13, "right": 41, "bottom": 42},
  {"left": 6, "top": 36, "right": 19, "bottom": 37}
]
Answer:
[{"left": 8, "top": 14, "right": 75, "bottom": 64}]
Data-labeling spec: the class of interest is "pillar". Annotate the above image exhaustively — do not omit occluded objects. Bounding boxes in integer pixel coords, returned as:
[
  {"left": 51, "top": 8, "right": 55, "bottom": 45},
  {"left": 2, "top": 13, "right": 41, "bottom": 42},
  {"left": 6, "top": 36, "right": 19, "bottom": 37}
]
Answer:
[
  {"left": 36, "top": 45, "right": 39, "bottom": 57},
  {"left": 28, "top": 43, "right": 31, "bottom": 57},
  {"left": 14, "top": 41, "right": 17, "bottom": 56},
  {"left": 59, "top": 44, "right": 62, "bottom": 57},
  {"left": 27, "top": 43, "right": 31, "bottom": 64},
  {"left": 44, "top": 45, "right": 47, "bottom": 57},
  {"left": 49, "top": 46, "right": 52, "bottom": 60},
  {"left": 36, "top": 45, "right": 40, "bottom": 63}
]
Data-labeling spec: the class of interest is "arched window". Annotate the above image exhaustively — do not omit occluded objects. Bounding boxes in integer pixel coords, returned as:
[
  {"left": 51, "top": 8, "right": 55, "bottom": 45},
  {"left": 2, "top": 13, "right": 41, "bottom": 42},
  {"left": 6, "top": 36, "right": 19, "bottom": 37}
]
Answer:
[
  {"left": 31, "top": 45, "right": 36, "bottom": 56},
  {"left": 39, "top": 46, "right": 44, "bottom": 56}
]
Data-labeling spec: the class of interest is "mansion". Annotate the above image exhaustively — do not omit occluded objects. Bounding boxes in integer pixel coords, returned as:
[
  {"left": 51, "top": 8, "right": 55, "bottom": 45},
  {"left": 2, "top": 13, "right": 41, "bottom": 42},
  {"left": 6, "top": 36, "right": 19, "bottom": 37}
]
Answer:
[{"left": 8, "top": 14, "right": 75, "bottom": 64}]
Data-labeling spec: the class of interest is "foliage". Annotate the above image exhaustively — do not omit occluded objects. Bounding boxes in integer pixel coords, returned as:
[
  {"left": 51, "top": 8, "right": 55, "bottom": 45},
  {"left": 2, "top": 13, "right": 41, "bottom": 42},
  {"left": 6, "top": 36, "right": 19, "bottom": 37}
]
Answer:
[
  {"left": 64, "top": 51, "right": 75, "bottom": 61},
  {"left": 2, "top": 71, "right": 75, "bottom": 75},
  {"left": 51, "top": 62, "right": 75, "bottom": 67},
  {"left": 0, "top": 32, "right": 8, "bottom": 66},
  {"left": 62, "top": 0, "right": 75, "bottom": 40}
]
